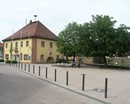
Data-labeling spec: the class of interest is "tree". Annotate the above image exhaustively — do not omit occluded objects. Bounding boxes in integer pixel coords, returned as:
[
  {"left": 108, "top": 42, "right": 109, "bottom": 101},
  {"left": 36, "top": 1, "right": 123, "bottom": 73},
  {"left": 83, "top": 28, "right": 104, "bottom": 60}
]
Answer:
[
  {"left": 81, "top": 15, "right": 130, "bottom": 67},
  {"left": 57, "top": 15, "right": 130, "bottom": 67},
  {"left": 56, "top": 22, "right": 80, "bottom": 61},
  {"left": 78, "top": 22, "right": 93, "bottom": 56},
  {"left": 114, "top": 24, "right": 130, "bottom": 57},
  {"left": 88, "top": 15, "right": 117, "bottom": 66}
]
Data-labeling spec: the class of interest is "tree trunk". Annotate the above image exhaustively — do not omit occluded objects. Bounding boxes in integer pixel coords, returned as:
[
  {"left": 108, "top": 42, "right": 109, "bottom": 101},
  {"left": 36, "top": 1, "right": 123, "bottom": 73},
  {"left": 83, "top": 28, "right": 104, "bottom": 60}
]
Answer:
[{"left": 73, "top": 54, "right": 76, "bottom": 62}]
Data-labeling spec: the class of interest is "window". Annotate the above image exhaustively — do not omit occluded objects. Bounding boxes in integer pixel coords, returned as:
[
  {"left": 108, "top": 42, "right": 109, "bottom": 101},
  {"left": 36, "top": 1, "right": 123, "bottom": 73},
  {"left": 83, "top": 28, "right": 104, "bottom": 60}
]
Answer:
[
  {"left": 41, "top": 41, "right": 45, "bottom": 47},
  {"left": 15, "top": 42, "right": 18, "bottom": 48},
  {"left": 10, "top": 43, "right": 12, "bottom": 48},
  {"left": 24, "top": 54, "right": 28, "bottom": 60},
  {"left": 20, "top": 53, "right": 22, "bottom": 60},
  {"left": 26, "top": 41, "right": 29, "bottom": 47},
  {"left": 40, "top": 55, "right": 44, "bottom": 61},
  {"left": 6, "top": 43, "right": 8, "bottom": 48},
  {"left": 21, "top": 41, "right": 23, "bottom": 47},
  {"left": 50, "top": 42, "right": 53, "bottom": 48}
]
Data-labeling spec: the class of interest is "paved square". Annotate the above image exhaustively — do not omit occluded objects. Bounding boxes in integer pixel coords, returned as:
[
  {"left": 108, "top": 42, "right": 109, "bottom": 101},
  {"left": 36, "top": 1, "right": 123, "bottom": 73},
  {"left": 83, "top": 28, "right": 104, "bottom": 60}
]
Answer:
[{"left": 11, "top": 63, "right": 130, "bottom": 104}]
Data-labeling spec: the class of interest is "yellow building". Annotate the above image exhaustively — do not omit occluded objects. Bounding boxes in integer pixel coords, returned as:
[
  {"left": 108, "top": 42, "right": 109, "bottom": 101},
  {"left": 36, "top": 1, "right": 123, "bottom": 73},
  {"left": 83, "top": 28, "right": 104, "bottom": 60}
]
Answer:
[{"left": 2, "top": 20, "right": 60, "bottom": 63}]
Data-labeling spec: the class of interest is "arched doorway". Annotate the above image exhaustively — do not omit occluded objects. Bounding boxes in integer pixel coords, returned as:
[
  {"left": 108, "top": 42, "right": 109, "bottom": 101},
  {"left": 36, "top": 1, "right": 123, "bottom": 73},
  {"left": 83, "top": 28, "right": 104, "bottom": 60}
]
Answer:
[{"left": 46, "top": 57, "right": 54, "bottom": 63}]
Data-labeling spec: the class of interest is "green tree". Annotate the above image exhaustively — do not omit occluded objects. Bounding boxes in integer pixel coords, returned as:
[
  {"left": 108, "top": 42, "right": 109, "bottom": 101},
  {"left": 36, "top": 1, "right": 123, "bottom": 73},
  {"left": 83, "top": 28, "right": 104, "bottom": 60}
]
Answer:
[
  {"left": 89, "top": 15, "right": 117, "bottom": 66},
  {"left": 57, "top": 22, "right": 80, "bottom": 61},
  {"left": 78, "top": 22, "right": 93, "bottom": 56},
  {"left": 114, "top": 24, "right": 130, "bottom": 57},
  {"left": 82, "top": 15, "right": 130, "bottom": 67}
]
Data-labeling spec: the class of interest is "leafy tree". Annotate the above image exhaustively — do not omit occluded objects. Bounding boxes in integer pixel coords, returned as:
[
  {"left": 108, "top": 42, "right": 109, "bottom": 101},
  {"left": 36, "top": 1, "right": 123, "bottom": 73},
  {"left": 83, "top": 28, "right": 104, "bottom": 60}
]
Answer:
[
  {"left": 56, "top": 22, "right": 80, "bottom": 61},
  {"left": 57, "top": 15, "right": 130, "bottom": 67},
  {"left": 89, "top": 15, "right": 117, "bottom": 66},
  {"left": 78, "top": 22, "right": 93, "bottom": 56},
  {"left": 83, "top": 15, "right": 130, "bottom": 67},
  {"left": 114, "top": 24, "right": 130, "bottom": 57}
]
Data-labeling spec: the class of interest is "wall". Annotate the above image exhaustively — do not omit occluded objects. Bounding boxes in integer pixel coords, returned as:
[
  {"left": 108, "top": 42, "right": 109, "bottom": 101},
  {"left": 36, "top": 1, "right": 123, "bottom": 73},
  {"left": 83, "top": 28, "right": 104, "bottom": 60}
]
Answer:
[
  {"left": 36, "top": 38, "right": 60, "bottom": 63},
  {"left": 107, "top": 57, "right": 130, "bottom": 66},
  {"left": 4, "top": 39, "right": 32, "bottom": 63}
]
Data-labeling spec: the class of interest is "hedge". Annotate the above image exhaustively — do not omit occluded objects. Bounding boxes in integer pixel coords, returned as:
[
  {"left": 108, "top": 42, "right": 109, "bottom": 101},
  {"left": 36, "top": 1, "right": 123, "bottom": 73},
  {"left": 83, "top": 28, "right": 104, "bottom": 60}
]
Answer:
[
  {"left": 0, "top": 59, "right": 4, "bottom": 62},
  {"left": 6, "top": 60, "right": 17, "bottom": 63}
]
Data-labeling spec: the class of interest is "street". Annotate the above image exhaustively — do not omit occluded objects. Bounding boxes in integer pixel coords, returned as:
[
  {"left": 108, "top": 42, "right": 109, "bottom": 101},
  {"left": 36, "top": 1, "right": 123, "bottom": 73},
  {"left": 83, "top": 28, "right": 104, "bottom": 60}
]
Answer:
[{"left": 0, "top": 63, "right": 103, "bottom": 104}]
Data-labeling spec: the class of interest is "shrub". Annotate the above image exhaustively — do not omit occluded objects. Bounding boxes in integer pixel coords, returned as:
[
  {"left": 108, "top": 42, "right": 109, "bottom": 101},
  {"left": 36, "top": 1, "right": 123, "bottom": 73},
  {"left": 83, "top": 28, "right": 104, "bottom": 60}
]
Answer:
[
  {"left": 6, "top": 60, "right": 11, "bottom": 63},
  {"left": 6, "top": 60, "right": 17, "bottom": 63},
  {"left": 56, "top": 58, "right": 67, "bottom": 63},
  {"left": 0, "top": 59, "right": 4, "bottom": 62},
  {"left": 12, "top": 60, "right": 17, "bottom": 63}
]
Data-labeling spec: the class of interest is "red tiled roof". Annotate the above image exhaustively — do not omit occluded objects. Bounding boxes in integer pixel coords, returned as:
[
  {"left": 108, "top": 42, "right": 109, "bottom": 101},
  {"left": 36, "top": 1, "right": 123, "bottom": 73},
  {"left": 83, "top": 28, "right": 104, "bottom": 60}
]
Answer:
[{"left": 2, "top": 21, "right": 58, "bottom": 41}]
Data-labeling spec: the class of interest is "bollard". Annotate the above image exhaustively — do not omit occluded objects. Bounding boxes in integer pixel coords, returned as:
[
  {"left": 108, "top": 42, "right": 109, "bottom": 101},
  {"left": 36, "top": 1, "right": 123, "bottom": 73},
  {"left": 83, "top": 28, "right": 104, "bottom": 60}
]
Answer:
[
  {"left": 46, "top": 67, "right": 48, "bottom": 78},
  {"left": 105, "top": 78, "right": 108, "bottom": 98},
  {"left": 28, "top": 64, "right": 30, "bottom": 72},
  {"left": 25, "top": 64, "right": 26, "bottom": 71},
  {"left": 82, "top": 74, "right": 86, "bottom": 91},
  {"left": 18, "top": 63, "right": 20, "bottom": 68},
  {"left": 21, "top": 63, "right": 22, "bottom": 69},
  {"left": 66, "top": 71, "right": 69, "bottom": 86},
  {"left": 39, "top": 66, "right": 41, "bottom": 76},
  {"left": 33, "top": 65, "right": 35, "bottom": 74},
  {"left": 54, "top": 69, "right": 57, "bottom": 81},
  {"left": 16, "top": 63, "right": 17, "bottom": 68}
]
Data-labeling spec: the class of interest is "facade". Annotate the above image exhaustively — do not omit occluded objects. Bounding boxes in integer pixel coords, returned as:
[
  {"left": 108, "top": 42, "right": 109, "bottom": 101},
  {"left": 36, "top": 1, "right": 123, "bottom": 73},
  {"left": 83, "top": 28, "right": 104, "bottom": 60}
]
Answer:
[
  {"left": 0, "top": 42, "right": 3, "bottom": 59},
  {"left": 2, "top": 21, "right": 60, "bottom": 63}
]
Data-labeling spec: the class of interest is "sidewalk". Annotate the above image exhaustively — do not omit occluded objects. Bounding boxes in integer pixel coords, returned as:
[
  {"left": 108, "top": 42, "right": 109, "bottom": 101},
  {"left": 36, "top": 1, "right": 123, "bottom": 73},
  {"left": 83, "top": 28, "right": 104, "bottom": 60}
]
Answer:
[{"left": 10, "top": 63, "right": 130, "bottom": 104}]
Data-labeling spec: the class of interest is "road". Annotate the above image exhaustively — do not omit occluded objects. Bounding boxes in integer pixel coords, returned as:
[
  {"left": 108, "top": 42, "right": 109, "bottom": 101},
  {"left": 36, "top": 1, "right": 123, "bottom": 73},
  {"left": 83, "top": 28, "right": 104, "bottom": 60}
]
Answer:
[{"left": 0, "top": 63, "right": 105, "bottom": 104}]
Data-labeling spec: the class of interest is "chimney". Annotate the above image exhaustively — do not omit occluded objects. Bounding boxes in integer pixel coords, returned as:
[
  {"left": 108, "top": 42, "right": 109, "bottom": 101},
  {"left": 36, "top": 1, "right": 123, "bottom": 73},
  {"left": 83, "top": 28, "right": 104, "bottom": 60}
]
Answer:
[{"left": 30, "top": 20, "right": 32, "bottom": 24}]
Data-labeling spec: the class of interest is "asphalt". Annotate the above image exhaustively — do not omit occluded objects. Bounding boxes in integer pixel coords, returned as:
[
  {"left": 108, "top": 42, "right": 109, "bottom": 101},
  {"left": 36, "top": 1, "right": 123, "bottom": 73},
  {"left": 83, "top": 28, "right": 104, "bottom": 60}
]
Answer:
[{"left": 1, "top": 62, "right": 130, "bottom": 104}]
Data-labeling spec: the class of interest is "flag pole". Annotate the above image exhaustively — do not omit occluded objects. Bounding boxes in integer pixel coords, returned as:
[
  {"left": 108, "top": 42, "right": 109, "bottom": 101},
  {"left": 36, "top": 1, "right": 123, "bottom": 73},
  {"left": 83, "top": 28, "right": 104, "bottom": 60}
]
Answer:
[{"left": 11, "top": 28, "right": 14, "bottom": 64}]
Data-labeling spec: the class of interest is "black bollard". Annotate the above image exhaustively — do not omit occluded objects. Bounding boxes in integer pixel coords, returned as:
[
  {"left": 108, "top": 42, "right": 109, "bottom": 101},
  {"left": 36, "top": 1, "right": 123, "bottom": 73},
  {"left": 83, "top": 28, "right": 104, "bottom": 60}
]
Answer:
[
  {"left": 33, "top": 65, "right": 35, "bottom": 74},
  {"left": 21, "top": 63, "right": 23, "bottom": 69},
  {"left": 105, "top": 78, "right": 108, "bottom": 98},
  {"left": 66, "top": 71, "right": 69, "bottom": 86},
  {"left": 18, "top": 63, "right": 20, "bottom": 68},
  {"left": 25, "top": 64, "right": 26, "bottom": 71},
  {"left": 16, "top": 63, "right": 17, "bottom": 68},
  {"left": 82, "top": 74, "right": 86, "bottom": 91},
  {"left": 28, "top": 64, "right": 30, "bottom": 72},
  {"left": 54, "top": 69, "right": 57, "bottom": 82},
  {"left": 46, "top": 67, "right": 48, "bottom": 78},
  {"left": 39, "top": 66, "right": 41, "bottom": 76}
]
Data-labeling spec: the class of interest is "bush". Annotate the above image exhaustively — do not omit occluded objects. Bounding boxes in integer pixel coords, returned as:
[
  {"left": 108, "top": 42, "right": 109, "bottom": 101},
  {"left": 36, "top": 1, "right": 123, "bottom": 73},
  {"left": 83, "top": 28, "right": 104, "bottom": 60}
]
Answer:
[
  {"left": 12, "top": 60, "right": 17, "bottom": 63},
  {"left": 6, "top": 60, "right": 17, "bottom": 63},
  {"left": 6, "top": 60, "right": 11, "bottom": 63},
  {"left": 0, "top": 59, "right": 4, "bottom": 62},
  {"left": 56, "top": 58, "right": 67, "bottom": 63}
]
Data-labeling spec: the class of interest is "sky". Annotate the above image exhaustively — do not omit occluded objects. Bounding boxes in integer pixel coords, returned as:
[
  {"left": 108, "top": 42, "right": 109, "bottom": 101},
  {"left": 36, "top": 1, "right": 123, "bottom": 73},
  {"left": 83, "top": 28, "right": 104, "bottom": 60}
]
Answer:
[{"left": 0, "top": 0, "right": 130, "bottom": 42}]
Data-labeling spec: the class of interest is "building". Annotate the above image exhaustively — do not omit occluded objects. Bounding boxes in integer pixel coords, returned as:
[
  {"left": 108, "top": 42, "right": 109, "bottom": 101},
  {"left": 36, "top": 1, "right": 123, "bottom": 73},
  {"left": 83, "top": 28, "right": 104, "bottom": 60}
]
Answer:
[
  {"left": 0, "top": 42, "right": 3, "bottom": 59},
  {"left": 2, "top": 20, "right": 60, "bottom": 63}
]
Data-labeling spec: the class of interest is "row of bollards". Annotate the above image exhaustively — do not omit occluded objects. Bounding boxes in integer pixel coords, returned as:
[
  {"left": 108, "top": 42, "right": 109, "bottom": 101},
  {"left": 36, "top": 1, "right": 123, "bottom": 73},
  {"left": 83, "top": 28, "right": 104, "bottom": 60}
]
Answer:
[{"left": 11, "top": 63, "right": 108, "bottom": 98}]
